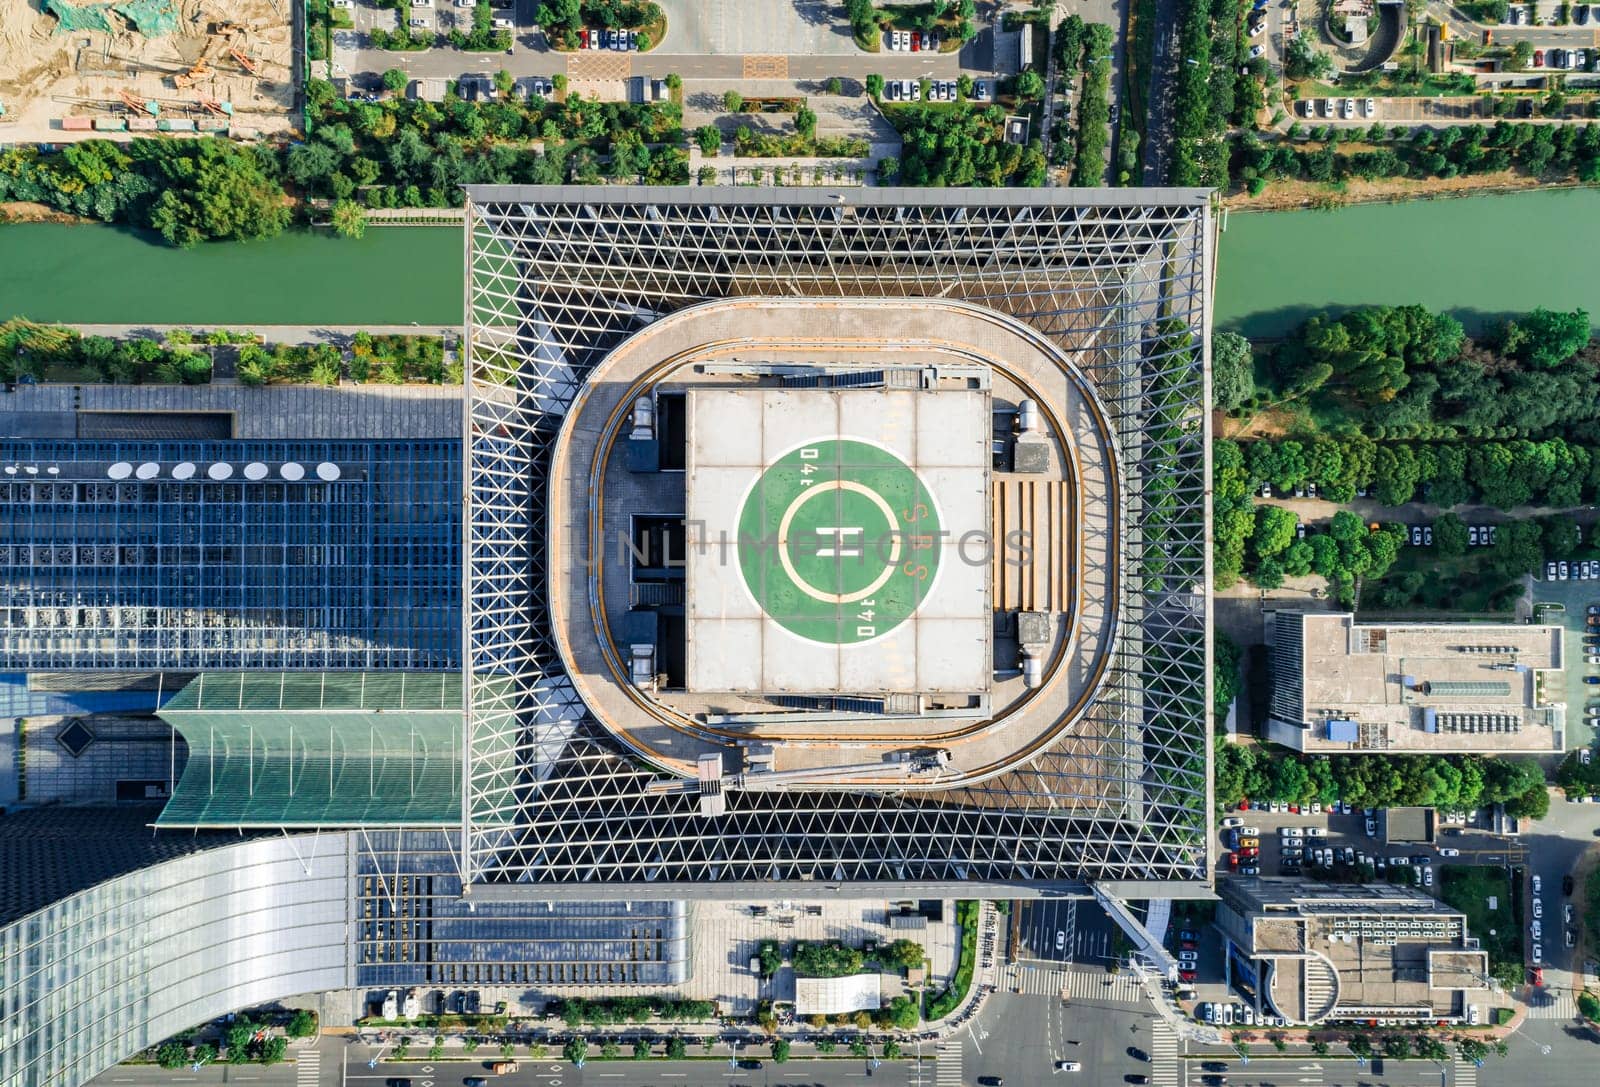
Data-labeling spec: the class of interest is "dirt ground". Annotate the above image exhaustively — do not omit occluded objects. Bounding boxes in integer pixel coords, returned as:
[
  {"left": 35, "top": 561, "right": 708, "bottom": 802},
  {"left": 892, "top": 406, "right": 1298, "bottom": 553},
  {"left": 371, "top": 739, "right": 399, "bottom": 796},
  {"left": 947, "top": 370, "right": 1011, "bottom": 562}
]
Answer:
[
  {"left": 0, "top": 0, "right": 295, "bottom": 143},
  {"left": 1220, "top": 167, "right": 1557, "bottom": 211}
]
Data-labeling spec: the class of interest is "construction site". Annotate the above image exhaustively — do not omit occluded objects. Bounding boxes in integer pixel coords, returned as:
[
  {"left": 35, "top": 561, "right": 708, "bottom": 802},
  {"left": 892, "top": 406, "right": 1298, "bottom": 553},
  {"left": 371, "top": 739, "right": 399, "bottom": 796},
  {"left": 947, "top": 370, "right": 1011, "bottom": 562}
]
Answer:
[{"left": 0, "top": 0, "right": 295, "bottom": 144}]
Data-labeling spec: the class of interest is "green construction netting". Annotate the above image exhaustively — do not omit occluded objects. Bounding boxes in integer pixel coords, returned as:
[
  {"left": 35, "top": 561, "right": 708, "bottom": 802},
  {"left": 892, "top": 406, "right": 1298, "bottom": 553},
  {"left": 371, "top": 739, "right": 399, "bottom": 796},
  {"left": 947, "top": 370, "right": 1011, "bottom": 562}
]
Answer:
[
  {"left": 46, "top": 0, "right": 114, "bottom": 33},
  {"left": 157, "top": 672, "right": 467, "bottom": 828},
  {"left": 46, "top": 0, "right": 178, "bottom": 36}
]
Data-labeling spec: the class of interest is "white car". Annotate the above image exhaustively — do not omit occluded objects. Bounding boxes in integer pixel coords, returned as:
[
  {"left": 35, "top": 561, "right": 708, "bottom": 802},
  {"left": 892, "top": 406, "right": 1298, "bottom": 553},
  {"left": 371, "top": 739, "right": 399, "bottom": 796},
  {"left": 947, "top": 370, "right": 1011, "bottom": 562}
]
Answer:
[
  {"left": 1222, "top": 816, "right": 1244, "bottom": 830},
  {"left": 1342, "top": 98, "right": 1355, "bottom": 118},
  {"left": 1440, "top": 848, "right": 1460, "bottom": 858},
  {"left": 1306, "top": 827, "right": 1327, "bottom": 838},
  {"left": 1532, "top": 919, "right": 1542, "bottom": 939},
  {"left": 1534, "top": 899, "right": 1543, "bottom": 919},
  {"left": 1567, "top": 904, "right": 1576, "bottom": 924},
  {"left": 1222, "top": 1004, "right": 1236, "bottom": 1025},
  {"left": 1055, "top": 1062, "right": 1082, "bottom": 1073},
  {"left": 1179, "top": 950, "right": 1200, "bottom": 963},
  {"left": 1242, "top": 1006, "right": 1256, "bottom": 1026},
  {"left": 492, "top": 16, "right": 513, "bottom": 28},
  {"left": 1423, "top": 867, "right": 1434, "bottom": 888},
  {"left": 1390, "top": 856, "right": 1410, "bottom": 866},
  {"left": 1204, "top": 1003, "right": 1218, "bottom": 1024},
  {"left": 1363, "top": 98, "right": 1375, "bottom": 117},
  {"left": 1248, "top": 43, "right": 1265, "bottom": 58},
  {"left": 1533, "top": 943, "right": 1543, "bottom": 964},
  {"left": 1533, "top": 875, "right": 1543, "bottom": 894},
  {"left": 1241, "top": 826, "right": 1261, "bottom": 836}
]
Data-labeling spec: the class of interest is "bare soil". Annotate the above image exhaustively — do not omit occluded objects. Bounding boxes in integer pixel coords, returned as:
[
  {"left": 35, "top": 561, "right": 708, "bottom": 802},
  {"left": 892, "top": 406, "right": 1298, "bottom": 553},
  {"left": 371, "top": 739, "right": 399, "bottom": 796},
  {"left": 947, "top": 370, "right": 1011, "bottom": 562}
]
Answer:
[
  {"left": 0, "top": 0, "right": 295, "bottom": 144},
  {"left": 1221, "top": 167, "right": 1554, "bottom": 211},
  {"left": 0, "top": 200, "right": 93, "bottom": 224}
]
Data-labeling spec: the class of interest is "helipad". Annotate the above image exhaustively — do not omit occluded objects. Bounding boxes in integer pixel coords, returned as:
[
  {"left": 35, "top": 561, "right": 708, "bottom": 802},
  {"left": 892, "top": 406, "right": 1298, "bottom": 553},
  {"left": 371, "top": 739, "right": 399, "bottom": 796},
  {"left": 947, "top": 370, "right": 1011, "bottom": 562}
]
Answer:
[{"left": 685, "top": 388, "right": 991, "bottom": 694}]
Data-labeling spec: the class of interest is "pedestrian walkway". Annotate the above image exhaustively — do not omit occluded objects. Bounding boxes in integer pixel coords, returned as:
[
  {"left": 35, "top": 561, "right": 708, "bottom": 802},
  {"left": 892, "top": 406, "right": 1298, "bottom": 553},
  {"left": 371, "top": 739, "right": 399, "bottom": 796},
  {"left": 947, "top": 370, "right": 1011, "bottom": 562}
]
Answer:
[
  {"left": 295, "top": 1046, "right": 320, "bottom": 1087},
  {"left": 1150, "top": 1020, "right": 1179, "bottom": 1087},
  {"left": 1013, "top": 964, "right": 1145, "bottom": 1001},
  {"left": 1527, "top": 990, "right": 1576, "bottom": 1018},
  {"left": 1454, "top": 1056, "right": 1478, "bottom": 1087},
  {"left": 935, "top": 1041, "right": 963, "bottom": 1087}
]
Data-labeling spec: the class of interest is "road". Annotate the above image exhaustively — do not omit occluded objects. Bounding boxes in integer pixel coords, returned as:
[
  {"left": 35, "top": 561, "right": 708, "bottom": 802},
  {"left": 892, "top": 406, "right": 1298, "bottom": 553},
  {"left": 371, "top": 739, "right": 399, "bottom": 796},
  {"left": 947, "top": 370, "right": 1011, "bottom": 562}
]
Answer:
[
  {"left": 1183, "top": 1055, "right": 1462, "bottom": 1086},
  {"left": 55, "top": 324, "right": 458, "bottom": 344},
  {"left": 1141, "top": 0, "right": 1182, "bottom": 183},
  {"left": 342, "top": 1054, "right": 932, "bottom": 1087}
]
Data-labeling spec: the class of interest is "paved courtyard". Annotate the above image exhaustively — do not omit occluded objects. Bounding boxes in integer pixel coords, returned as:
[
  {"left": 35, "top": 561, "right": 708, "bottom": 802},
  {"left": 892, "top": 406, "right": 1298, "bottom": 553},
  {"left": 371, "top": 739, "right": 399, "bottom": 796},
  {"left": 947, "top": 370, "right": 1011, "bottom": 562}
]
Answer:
[{"left": 658, "top": 0, "right": 861, "bottom": 56}]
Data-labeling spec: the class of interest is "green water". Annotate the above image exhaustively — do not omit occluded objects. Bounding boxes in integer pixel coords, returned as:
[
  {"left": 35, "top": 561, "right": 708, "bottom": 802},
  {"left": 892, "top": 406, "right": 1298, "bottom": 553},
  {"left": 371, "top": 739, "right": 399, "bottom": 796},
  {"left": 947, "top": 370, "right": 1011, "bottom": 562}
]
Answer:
[
  {"left": 0, "top": 223, "right": 463, "bottom": 326},
  {"left": 3, "top": 188, "right": 1599, "bottom": 332},
  {"left": 1215, "top": 187, "right": 1600, "bottom": 338}
]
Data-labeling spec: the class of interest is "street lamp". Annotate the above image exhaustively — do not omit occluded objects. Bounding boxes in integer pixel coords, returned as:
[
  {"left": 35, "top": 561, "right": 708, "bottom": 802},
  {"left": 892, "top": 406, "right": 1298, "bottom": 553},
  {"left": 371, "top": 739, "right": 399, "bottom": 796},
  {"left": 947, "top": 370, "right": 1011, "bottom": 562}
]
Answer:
[{"left": 727, "top": 1037, "right": 740, "bottom": 1068}]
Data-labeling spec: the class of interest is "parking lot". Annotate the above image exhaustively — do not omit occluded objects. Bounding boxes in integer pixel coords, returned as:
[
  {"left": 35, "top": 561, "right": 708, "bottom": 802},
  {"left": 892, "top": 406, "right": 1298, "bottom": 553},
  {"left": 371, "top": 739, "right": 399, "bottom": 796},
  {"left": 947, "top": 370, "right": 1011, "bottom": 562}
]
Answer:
[
  {"left": 1531, "top": 575, "right": 1600, "bottom": 751},
  {"left": 334, "top": 0, "right": 561, "bottom": 92},
  {"left": 1219, "top": 802, "right": 1529, "bottom": 896}
]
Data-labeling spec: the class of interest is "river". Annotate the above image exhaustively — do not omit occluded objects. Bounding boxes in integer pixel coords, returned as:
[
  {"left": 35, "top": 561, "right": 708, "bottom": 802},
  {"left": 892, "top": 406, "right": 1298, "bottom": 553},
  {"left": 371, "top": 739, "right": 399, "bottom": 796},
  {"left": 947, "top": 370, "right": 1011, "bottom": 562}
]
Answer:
[{"left": 3, "top": 188, "right": 1599, "bottom": 333}]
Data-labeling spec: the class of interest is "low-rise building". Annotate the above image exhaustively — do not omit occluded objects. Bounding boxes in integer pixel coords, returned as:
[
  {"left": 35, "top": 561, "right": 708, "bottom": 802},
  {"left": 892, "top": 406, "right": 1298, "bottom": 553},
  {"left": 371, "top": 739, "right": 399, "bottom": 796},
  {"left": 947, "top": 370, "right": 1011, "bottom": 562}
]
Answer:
[
  {"left": 1216, "top": 877, "right": 1489, "bottom": 1026},
  {"left": 1266, "top": 612, "right": 1564, "bottom": 754}
]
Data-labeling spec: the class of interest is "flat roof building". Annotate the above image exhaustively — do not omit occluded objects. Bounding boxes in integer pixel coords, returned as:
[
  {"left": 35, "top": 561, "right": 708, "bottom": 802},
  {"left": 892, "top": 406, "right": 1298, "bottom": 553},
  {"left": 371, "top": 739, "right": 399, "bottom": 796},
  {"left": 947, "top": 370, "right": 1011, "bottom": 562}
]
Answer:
[
  {"left": 1266, "top": 612, "right": 1564, "bottom": 754},
  {"left": 1216, "top": 877, "right": 1489, "bottom": 1026}
]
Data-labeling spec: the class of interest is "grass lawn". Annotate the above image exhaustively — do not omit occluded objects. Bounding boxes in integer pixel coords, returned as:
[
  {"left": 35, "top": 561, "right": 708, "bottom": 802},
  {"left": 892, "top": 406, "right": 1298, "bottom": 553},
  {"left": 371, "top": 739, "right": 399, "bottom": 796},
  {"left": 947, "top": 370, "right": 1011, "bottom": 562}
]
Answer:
[{"left": 1441, "top": 864, "right": 1522, "bottom": 973}]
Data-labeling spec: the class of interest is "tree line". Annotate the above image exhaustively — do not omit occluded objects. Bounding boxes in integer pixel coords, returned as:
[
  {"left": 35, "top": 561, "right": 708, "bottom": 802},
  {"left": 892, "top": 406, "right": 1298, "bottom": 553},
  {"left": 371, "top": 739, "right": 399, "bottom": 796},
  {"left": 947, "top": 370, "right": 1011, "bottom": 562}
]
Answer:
[
  {"left": 1234, "top": 120, "right": 1600, "bottom": 194},
  {"left": 1168, "top": 0, "right": 1243, "bottom": 186},
  {"left": 1069, "top": 22, "right": 1115, "bottom": 185},
  {"left": 1216, "top": 741, "right": 1550, "bottom": 819}
]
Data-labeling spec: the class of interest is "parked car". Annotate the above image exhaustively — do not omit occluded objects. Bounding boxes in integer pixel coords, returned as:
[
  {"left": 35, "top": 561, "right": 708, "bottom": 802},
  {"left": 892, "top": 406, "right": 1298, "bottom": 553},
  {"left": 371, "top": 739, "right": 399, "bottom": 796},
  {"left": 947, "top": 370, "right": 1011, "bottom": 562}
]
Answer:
[
  {"left": 1440, "top": 848, "right": 1460, "bottom": 857},
  {"left": 1363, "top": 98, "right": 1376, "bottom": 117},
  {"left": 1549, "top": 561, "right": 1560, "bottom": 579},
  {"left": 1222, "top": 816, "right": 1244, "bottom": 829},
  {"left": 1248, "top": 43, "right": 1265, "bottom": 58},
  {"left": 1532, "top": 919, "right": 1542, "bottom": 939},
  {"left": 1534, "top": 875, "right": 1543, "bottom": 894},
  {"left": 1411, "top": 525, "right": 1423, "bottom": 546},
  {"left": 1534, "top": 49, "right": 1545, "bottom": 66},
  {"left": 1240, "top": 865, "right": 1260, "bottom": 875},
  {"left": 1534, "top": 898, "right": 1543, "bottom": 919}
]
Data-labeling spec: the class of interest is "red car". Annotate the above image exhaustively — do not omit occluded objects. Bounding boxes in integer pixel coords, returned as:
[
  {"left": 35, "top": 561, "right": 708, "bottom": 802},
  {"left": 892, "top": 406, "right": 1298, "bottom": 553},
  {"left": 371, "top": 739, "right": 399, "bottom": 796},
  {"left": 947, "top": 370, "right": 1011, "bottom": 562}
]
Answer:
[
  {"left": 910, "top": 31, "right": 921, "bottom": 50},
  {"left": 1239, "top": 799, "right": 1252, "bottom": 811},
  {"left": 1288, "top": 804, "right": 1300, "bottom": 814},
  {"left": 579, "top": 28, "right": 590, "bottom": 48},
  {"left": 1181, "top": 941, "right": 1198, "bottom": 951},
  {"left": 1535, "top": 49, "right": 1545, "bottom": 66},
  {"left": 1227, "top": 852, "right": 1239, "bottom": 868},
  {"left": 1179, "top": 969, "right": 1197, "bottom": 982},
  {"left": 1531, "top": 966, "right": 1545, "bottom": 986}
]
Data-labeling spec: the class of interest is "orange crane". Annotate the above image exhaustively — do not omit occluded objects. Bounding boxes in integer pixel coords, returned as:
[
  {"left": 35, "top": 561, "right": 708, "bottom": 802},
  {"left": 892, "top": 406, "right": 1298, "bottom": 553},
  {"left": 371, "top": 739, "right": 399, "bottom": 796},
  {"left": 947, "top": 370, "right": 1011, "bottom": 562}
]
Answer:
[
  {"left": 173, "top": 58, "right": 212, "bottom": 89},
  {"left": 228, "top": 46, "right": 260, "bottom": 76},
  {"left": 117, "top": 89, "right": 155, "bottom": 115}
]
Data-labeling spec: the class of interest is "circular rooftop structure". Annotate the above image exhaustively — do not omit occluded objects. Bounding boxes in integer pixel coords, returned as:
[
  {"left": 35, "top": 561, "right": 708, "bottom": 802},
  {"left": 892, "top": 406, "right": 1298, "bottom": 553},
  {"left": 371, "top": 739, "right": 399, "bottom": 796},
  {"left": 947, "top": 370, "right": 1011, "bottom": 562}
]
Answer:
[{"left": 547, "top": 297, "right": 1123, "bottom": 793}]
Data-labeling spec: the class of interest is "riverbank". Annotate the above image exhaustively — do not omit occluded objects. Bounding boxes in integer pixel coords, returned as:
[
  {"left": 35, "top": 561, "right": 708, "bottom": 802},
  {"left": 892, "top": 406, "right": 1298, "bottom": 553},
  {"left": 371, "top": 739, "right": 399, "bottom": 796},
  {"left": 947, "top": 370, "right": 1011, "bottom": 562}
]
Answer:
[{"left": 1219, "top": 170, "right": 1579, "bottom": 211}]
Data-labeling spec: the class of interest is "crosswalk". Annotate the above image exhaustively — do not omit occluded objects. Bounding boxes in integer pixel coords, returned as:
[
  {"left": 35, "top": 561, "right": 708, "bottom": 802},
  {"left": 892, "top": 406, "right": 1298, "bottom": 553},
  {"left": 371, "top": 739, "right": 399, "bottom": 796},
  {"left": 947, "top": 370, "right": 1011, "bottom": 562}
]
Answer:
[
  {"left": 1454, "top": 1056, "right": 1478, "bottom": 1087},
  {"left": 1528, "top": 990, "right": 1576, "bottom": 1018},
  {"left": 294, "top": 1045, "right": 320, "bottom": 1087},
  {"left": 934, "top": 1041, "right": 963, "bottom": 1087},
  {"left": 1013, "top": 964, "right": 1146, "bottom": 1001},
  {"left": 1150, "top": 1020, "right": 1179, "bottom": 1087}
]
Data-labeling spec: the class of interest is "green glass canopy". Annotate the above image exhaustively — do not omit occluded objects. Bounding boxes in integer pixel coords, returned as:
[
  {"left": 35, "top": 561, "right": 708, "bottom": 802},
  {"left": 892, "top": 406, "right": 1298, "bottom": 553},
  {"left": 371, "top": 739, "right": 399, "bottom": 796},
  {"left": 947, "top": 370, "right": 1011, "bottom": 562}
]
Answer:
[{"left": 157, "top": 672, "right": 466, "bottom": 829}]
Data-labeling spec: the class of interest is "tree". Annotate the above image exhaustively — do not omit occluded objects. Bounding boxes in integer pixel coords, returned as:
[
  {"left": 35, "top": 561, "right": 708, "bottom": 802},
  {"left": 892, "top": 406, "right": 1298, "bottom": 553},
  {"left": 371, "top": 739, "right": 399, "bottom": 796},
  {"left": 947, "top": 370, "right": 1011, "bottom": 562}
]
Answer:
[
  {"left": 1432, "top": 512, "right": 1469, "bottom": 557},
  {"left": 632, "top": 1039, "right": 652, "bottom": 1059},
  {"left": 1015, "top": 69, "right": 1045, "bottom": 100},
  {"left": 156, "top": 1042, "right": 188, "bottom": 1070},
  {"left": 600, "top": 1041, "right": 620, "bottom": 1059},
  {"left": 665, "top": 1037, "right": 687, "bottom": 1060},
  {"left": 1501, "top": 307, "right": 1590, "bottom": 369},
  {"left": 722, "top": 90, "right": 744, "bottom": 112},
  {"left": 880, "top": 939, "right": 925, "bottom": 971},
  {"left": 1512, "top": 39, "right": 1534, "bottom": 69},
  {"left": 697, "top": 165, "right": 717, "bottom": 184},
  {"left": 883, "top": 1039, "right": 902, "bottom": 1059},
  {"left": 225, "top": 1022, "right": 256, "bottom": 1063},
  {"left": 1382, "top": 1034, "right": 1412, "bottom": 1060},
  {"left": 258, "top": 1038, "right": 288, "bottom": 1066},
  {"left": 1284, "top": 36, "right": 1333, "bottom": 80},
  {"left": 1347, "top": 1035, "right": 1373, "bottom": 1060},
  {"left": 1252, "top": 506, "right": 1298, "bottom": 560},
  {"left": 827, "top": 76, "right": 843, "bottom": 95},
  {"left": 1578, "top": 990, "right": 1600, "bottom": 1024},
  {"left": 330, "top": 199, "right": 367, "bottom": 239},
  {"left": 287, "top": 1010, "right": 317, "bottom": 1039},
  {"left": 795, "top": 103, "right": 818, "bottom": 139},
  {"left": 1213, "top": 331, "right": 1255, "bottom": 412},
  {"left": 192, "top": 1044, "right": 217, "bottom": 1066},
  {"left": 146, "top": 142, "right": 291, "bottom": 248},
  {"left": 1414, "top": 1035, "right": 1448, "bottom": 1062},
  {"left": 1311, "top": 1039, "right": 1330, "bottom": 1057},
  {"left": 1457, "top": 1037, "right": 1488, "bottom": 1063},
  {"left": 772, "top": 1039, "right": 791, "bottom": 1063},
  {"left": 494, "top": 68, "right": 515, "bottom": 97},
  {"left": 866, "top": 73, "right": 884, "bottom": 99},
  {"left": 382, "top": 68, "right": 409, "bottom": 94},
  {"left": 563, "top": 1038, "right": 589, "bottom": 1065}
]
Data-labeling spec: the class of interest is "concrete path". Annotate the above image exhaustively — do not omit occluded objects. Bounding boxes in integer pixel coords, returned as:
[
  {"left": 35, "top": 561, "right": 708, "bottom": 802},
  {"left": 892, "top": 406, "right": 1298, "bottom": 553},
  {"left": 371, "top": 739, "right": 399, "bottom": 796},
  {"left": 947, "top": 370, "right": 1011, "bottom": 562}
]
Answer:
[{"left": 59, "top": 324, "right": 458, "bottom": 344}]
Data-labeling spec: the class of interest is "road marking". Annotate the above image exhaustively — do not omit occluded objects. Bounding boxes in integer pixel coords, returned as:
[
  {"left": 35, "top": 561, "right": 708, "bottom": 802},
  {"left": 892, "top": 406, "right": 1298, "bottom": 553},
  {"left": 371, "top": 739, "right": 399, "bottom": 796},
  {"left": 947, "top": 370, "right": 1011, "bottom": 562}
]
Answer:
[{"left": 935, "top": 1041, "right": 962, "bottom": 1087}]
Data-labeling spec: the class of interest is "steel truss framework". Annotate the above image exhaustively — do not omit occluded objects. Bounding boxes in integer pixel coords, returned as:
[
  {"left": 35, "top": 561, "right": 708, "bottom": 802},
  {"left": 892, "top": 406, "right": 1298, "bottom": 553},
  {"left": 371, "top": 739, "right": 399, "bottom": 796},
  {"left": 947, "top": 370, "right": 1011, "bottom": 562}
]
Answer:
[{"left": 463, "top": 186, "right": 1214, "bottom": 894}]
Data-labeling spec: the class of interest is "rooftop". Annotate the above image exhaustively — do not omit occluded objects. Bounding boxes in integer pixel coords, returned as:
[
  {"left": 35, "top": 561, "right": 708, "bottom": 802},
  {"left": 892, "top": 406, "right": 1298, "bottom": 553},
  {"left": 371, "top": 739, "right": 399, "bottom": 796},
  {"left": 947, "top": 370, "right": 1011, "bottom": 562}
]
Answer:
[
  {"left": 1269, "top": 613, "right": 1563, "bottom": 754},
  {"left": 684, "top": 387, "right": 991, "bottom": 696}
]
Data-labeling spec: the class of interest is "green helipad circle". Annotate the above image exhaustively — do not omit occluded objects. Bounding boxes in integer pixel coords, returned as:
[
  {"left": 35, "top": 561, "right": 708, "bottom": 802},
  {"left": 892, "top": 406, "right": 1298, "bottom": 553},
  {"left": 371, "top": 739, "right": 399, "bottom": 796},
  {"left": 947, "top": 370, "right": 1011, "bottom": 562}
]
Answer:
[{"left": 736, "top": 439, "right": 941, "bottom": 646}]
